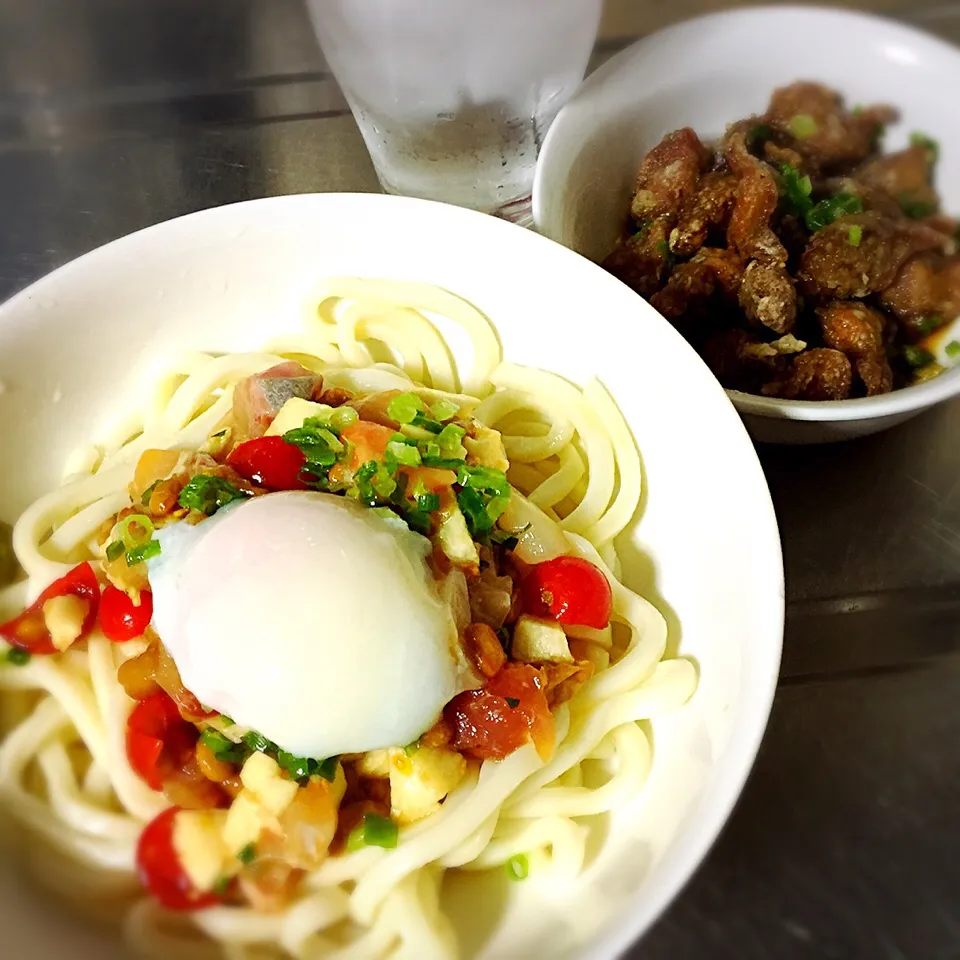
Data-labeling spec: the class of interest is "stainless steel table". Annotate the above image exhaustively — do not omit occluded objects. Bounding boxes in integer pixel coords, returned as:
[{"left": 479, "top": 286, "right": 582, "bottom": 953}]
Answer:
[{"left": 3, "top": 1, "right": 960, "bottom": 957}]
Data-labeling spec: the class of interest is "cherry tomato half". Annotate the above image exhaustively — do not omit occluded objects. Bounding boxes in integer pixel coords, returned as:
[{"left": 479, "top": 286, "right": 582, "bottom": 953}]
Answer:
[
  {"left": 0, "top": 562, "right": 100, "bottom": 655},
  {"left": 99, "top": 586, "right": 153, "bottom": 643},
  {"left": 227, "top": 435, "right": 308, "bottom": 491},
  {"left": 126, "top": 691, "right": 197, "bottom": 791},
  {"left": 522, "top": 556, "right": 613, "bottom": 629},
  {"left": 136, "top": 807, "right": 221, "bottom": 911},
  {"left": 445, "top": 663, "right": 554, "bottom": 761}
]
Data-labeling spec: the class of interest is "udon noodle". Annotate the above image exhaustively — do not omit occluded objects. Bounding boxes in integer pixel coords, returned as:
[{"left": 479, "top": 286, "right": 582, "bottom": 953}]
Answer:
[{"left": 0, "top": 278, "right": 697, "bottom": 959}]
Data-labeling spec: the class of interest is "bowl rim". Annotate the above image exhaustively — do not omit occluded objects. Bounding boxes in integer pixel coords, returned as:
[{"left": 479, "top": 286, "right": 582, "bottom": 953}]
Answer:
[
  {"left": 533, "top": 3, "right": 960, "bottom": 424},
  {"left": 0, "top": 191, "right": 784, "bottom": 958}
]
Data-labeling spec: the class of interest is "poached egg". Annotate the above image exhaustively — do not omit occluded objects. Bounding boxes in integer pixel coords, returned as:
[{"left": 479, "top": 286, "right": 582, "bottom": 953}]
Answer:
[{"left": 148, "top": 491, "right": 475, "bottom": 758}]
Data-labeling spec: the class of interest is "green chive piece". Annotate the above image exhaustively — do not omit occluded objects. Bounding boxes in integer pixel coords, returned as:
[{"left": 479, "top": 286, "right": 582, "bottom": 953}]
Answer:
[
  {"left": 346, "top": 823, "right": 367, "bottom": 853},
  {"left": 421, "top": 456, "right": 467, "bottom": 470},
  {"left": 178, "top": 475, "right": 249, "bottom": 515},
  {"left": 315, "top": 756, "right": 339, "bottom": 782},
  {"left": 6, "top": 648, "right": 31, "bottom": 667},
  {"left": 201, "top": 728, "right": 246, "bottom": 763},
  {"left": 140, "top": 479, "right": 162, "bottom": 507},
  {"left": 415, "top": 493, "right": 441, "bottom": 513},
  {"left": 805, "top": 192, "right": 863, "bottom": 232},
  {"left": 505, "top": 697, "right": 520, "bottom": 709},
  {"left": 237, "top": 843, "right": 257, "bottom": 866},
  {"left": 386, "top": 392, "right": 422, "bottom": 425},
  {"left": 405, "top": 510, "right": 432, "bottom": 535},
  {"left": 430, "top": 400, "right": 459, "bottom": 422},
  {"left": 788, "top": 113, "right": 818, "bottom": 140},
  {"left": 411, "top": 412, "right": 443, "bottom": 434},
  {"left": 457, "top": 487, "right": 494, "bottom": 536},
  {"left": 125, "top": 539, "right": 161, "bottom": 567},
  {"left": 779, "top": 163, "right": 813, "bottom": 216},
  {"left": 506, "top": 854, "right": 529, "bottom": 881},
  {"left": 117, "top": 514, "right": 154, "bottom": 549},
  {"left": 747, "top": 123, "right": 772, "bottom": 150},
  {"left": 105, "top": 539, "right": 126, "bottom": 562},
  {"left": 276, "top": 750, "right": 312, "bottom": 780},
  {"left": 386, "top": 441, "right": 421, "bottom": 467},
  {"left": 899, "top": 194, "right": 937, "bottom": 220},
  {"left": 242, "top": 730, "right": 273, "bottom": 753},
  {"left": 403, "top": 741, "right": 420, "bottom": 756},
  {"left": 213, "top": 875, "right": 232, "bottom": 896},
  {"left": 910, "top": 131, "right": 940, "bottom": 163},
  {"left": 329, "top": 406, "right": 359, "bottom": 429},
  {"left": 847, "top": 225, "right": 863, "bottom": 247},
  {"left": 916, "top": 315, "right": 944, "bottom": 335},
  {"left": 360, "top": 812, "right": 399, "bottom": 849},
  {"left": 904, "top": 345, "right": 935, "bottom": 369},
  {"left": 946, "top": 340, "right": 960, "bottom": 360},
  {"left": 424, "top": 442, "right": 442, "bottom": 460}
]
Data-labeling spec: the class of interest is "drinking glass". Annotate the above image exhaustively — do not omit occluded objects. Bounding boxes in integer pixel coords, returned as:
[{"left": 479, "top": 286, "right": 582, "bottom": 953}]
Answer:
[{"left": 307, "top": 0, "right": 603, "bottom": 224}]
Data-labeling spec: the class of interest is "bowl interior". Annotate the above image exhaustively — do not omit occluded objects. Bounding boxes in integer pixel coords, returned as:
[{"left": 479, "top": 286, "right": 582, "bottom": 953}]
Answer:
[{"left": 0, "top": 194, "right": 782, "bottom": 959}]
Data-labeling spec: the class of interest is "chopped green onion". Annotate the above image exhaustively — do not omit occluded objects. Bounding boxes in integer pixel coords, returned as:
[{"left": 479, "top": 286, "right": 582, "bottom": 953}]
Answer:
[
  {"left": 405, "top": 510, "right": 432, "bottom": 535},
  {"left": 386, "top": 441, "right": 421, "bottom": 467},
  {"left": 117, "top": 514, "right": 154, "bottom": 549},
  {"left": 415, "top": 493, "right": 441, "bottom": 513},
  {"left": 348, "top": 812, "right": 399, "bottom": 851},
  {"left": 457, "top": 487, "right": 494, "bottom": 536},
  {"left": 5, "top": 648, "right": 30, "bottom": 667},
  {"left": 315, "top": 757, "right": 339, "bottom": 782},
  {"left": 899, "top": 195, "right": 937, "bottom": 220},
  {"left": 125, "top": 539, "right": 161, "bottom": 566},
  {"left": 237, "top": 843, "right": 257, "bottom": 865},
  {"left": 787, "top": 113, "right": 818, "bottom": 140},
  {"left": 505, "top": 697, "right": 520, "bottom": 709},
  {"left": 910, "top": 131, "right": 940, "bottom": 163},
  {"left": 105, "top": 539, "right": 126, "bottom": 562},
  {"left": 461, "top": 466, "right": 510, "bottom": 498},
  {"left": 276, "top": 750, "right": 311, "bottom": 780},
  {"left": 200, "top": 728, "right": 236, "bottom": 757},
  {"left": 242, "top": 730, "right": 273, "bottom": 753},
  {"left": 805, "top": 192, "right": 863, "bottom": 232},
  {"left": 430, "top": 400, "right": 459, "bottom": 422},
  {"left": 329, "top": 406, "right": 359, "bottom": 430},
  {"left": 220, "top": 715, "right": 235, "bottom": 727},
  {"left": 422, "top": 456, "right": 467, "bottom": 470},
  {"left": 424, "top": 441, "right": 442, "bottom": 460},
  {"left": 847, "top": 225, "right": 862, "bottom": 247},
  {"left": 386, "top": 392, "right": 423, "bottom": 425},
  {"left": 747, "top": 123, "right": 773, "bottom": 150},
  {"left": 411, "top": 412, "right": 443, "bottom": 433},
  {"left": 437, "top": 423, "right": 466, "bottom": 458},
  {"left": 946, "top": 340, "right": 960, "bottom": 360},
  {"left": 916, "top": 315, "right": 945, "bottom": 335},
  {"left": 213, "top": 875, "right": 232, "bottom": 896},
  {"left": 403, "top": 741, "right": 420, "bottom": 756},
  {"left": 140, "top": 480, "right": 162, "bottom": 507},
  {"left": 904, "top": 345, "right": 935, "bottom": 369},
  {"left": 506, "top": 854, "right": 529, "bottom": 881},
  {"left": 779, "top": 163, "right": 813, "bottom": 215},
  {"left": 178, "top": 475, "right": 249, "bottom": 515},
  {"left": 371, "top": 468, "right": 398, "bottom": 498}
]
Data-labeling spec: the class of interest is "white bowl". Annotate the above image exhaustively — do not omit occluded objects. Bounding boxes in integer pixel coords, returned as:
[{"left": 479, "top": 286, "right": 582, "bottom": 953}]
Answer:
[
  {"left": 0, "top": 194, "right": 782, "bottom": 958},
  {"left": 534, "top": 5, "right": 960, "bottom": 444}
]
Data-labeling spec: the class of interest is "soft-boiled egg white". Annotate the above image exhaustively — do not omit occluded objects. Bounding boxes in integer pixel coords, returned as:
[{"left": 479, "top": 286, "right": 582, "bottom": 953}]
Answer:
[{"left": 148, "top": 491, "right": 476, "bottom": 759}]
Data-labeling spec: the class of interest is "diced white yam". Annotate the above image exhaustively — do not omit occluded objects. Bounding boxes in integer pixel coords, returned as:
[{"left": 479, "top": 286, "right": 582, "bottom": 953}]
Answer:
[
  {"left": 512, "top": 615, "right": 573, "bottom": 664},
  {"left": 564, "top": 623, "right": 613, "bottom": 650},
  {"left": 264, "top": 398, "right": 335, "bottom": 437},
  {"left": 436, "top": 506, "right": 479, "bottom": 569},
  {"left": 389, "top": 747, "right": 466, "bottom": 825},
  {"left": 568, "top": 638, "right": 611, "bottom": 671},
  {"left": 43, "top": 595, "right": 89, "bottom": 652},
  {"left": 223, "top": 790, "right": 269, "bottom": 855},
  {"left": 240, "top": 752, "right": 298, "bottom": 816},
  {"left": 172, "top": 809, "right": 230, "bottom": 892},
  {"left": 358, "top": 749, "right": 393, "bottom": 779}
]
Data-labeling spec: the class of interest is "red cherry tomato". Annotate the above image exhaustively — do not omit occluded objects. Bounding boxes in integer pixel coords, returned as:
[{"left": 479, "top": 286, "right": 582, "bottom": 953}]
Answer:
[
  {"left": 126, "top": 691, "right": 198, "bottom": 791},
  {"left": 522, "top": 556, "right": 613, "bottom": 629},
  {"left": 445, "top": 663, "right": 554, "bottom": 761},
  {"left": 99, "top": 586, "right": 153, "bottom": 643},
  {"left": 0, "top": 562, "right": 100, "bottom": 655},
  {"left": 227, "top": 435, "right": 308, "bottom": 491},
  {"left": 136, "top": 807, "right": 221, "bottom": 911}
]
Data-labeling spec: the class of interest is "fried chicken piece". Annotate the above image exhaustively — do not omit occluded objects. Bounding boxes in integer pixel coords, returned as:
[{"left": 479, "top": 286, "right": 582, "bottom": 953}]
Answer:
[
  {"left": 763, "top": 141, "right": 807, "bottom": 173},
  {"left": 799, "top": 212, "right": 948, "bottom": 300},
  {"left": 602, "top": 220, "right": 672, "bottom": 298},
  {"left": 738, "top": 260, "right": 797, "bottom": 334},
  {"left": 817, "top": 301, "right": 893, "bottom": 395},
  {"left": 854, "top": 145, "right": 938, "bottom": 218},
  {"left": 881, "top": 254, "right": 960, "bottom": 339},
  {"left": 629, "top": 128, "right": 710, "bottom": 225},
  {"left": 702, "top": 329, "right": 785, "bottom": 393},
  {"left": 649, "top": 247, "right": 744, "bottom": 321},
  {"left": 764, "top": 82, "right": 897, "bottom": 170},
  {"left": 724, "top": 122, "right": 788, "bottom": 265},
  {"left": 762, "top": 348, "right": 853, "bottom": 400},
  {"left": 670, "top": 171, "right": 739, "bottom": 257}
]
